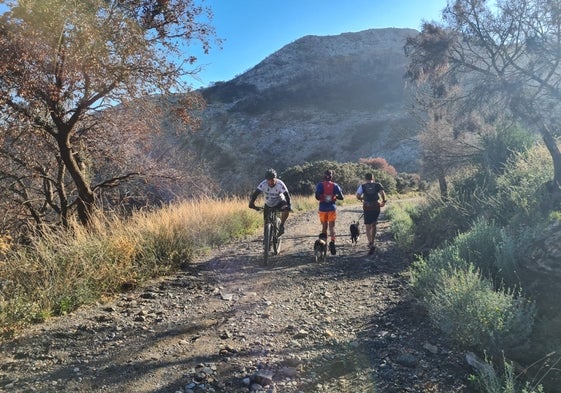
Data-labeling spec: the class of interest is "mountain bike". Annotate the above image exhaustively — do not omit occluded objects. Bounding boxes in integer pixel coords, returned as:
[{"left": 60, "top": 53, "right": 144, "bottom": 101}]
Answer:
[{"left": 252, "top": 205, "right": 284, "bottom": 266}]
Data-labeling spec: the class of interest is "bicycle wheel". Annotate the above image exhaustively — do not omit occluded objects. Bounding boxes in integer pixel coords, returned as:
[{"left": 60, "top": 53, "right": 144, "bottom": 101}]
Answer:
[
  {"left": 263, "top": 223, "right": 272, "bottom": 266},
  {"left": 272, "top": 217, "right": 282, "bottom": 255}
]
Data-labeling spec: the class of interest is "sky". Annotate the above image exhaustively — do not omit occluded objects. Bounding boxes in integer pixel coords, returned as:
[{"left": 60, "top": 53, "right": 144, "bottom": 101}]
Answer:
[{"left": 188, "top": 0, "right": 448, "bottom": 88}]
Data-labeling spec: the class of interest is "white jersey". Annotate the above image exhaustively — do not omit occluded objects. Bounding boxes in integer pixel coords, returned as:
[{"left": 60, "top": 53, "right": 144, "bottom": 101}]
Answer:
[{"left": 257, "top": 179, "right": 289, "bottom": 207}]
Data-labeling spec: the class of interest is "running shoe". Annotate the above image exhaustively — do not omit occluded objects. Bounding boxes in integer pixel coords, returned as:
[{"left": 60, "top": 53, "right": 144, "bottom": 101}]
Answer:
[{"left": 278, "top": 224, "right": 285, "bottom": 236}]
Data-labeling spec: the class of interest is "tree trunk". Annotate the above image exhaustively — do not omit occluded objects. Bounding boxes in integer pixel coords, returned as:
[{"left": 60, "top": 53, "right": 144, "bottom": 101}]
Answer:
[
  {"left": 56, "top": 136, "right": 95, "bottom": 227},
  {"left": 438, "top": 174, "right": 448, "bottom": 199},
  {"left": 540, "top": 125, "right": 561, "bottom": 192}
]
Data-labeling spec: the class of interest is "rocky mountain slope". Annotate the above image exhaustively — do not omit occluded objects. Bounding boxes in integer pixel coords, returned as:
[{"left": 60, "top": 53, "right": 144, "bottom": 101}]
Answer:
[{"left": 184, "top": 28, "right": 421, "bottom": 192}]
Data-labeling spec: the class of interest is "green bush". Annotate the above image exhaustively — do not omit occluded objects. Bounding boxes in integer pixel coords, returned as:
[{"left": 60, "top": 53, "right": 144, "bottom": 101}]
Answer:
[
  {"left": 410, "top": 249, "right": 535, "bottom": 354},
  {"left": 450, "top": 218, "right": 514, "bottom": 283},
  {"left": 468, "top": 353, "right": 544, "bottom": 393},
  {"left": 395, "top": 172, "right": 421, "bottom": 193},
  {"left": 385, "top": 203, "right": 415, "bottom": 252},
  {"left": 410, "top": 247, "right": 469, "bottom": 297},
  {"left": 409, "top": 196, "right": 473, "bottom": 250},
  {"left": 478, "top": 124, "right": 537, "bottom": 175},
  {"left": 490, "top": 145, "right": 553, "bottom": 226},
  {"left": 281, "top": 160, "right": 397, "bottom": 195}
]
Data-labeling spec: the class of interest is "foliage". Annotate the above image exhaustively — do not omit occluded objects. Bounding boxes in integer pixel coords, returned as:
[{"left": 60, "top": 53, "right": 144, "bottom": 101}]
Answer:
[
  {"left": 0, "top": 196, "right": 261, "bottom": 338},
  {"left": 468, "top": 354, "right": 545, "bottom": 393},
  {"left": 478, "top": 125, "right": 537, "bottom": 175},
  {"left": 409, "top": 141, "right": 561, "bottom": 389},
  {"left": 489, "top": 145, "right": 554, "bottom": 226},
  {"left": 444, "top": 218, "right": 522, "bottom": 288},
  {"left": 0, "top": 0, "right": 219, "bottom": 227},
  {"left": 359, "top": 157, "right": 398, "bottom": 177},
  {"left": 405, "top": 0, "right": 561, "bottom": 190},
  {"left": 411, "top": 142, "right": 555, "bottom": 251},
  {"left": 384, "top": 202, "right": 416, "bottom": 252},
  {"left": 408, "top": 194, "right": 473, "bottom": 251},
  {"left": 395, "top": 172, "right": 422, "bottom": 193},
  {"left": 418, "top": 96, "right": 483, "bottom": 198},
  {"left": 410, "top": 253, "right": 535, "bottom": 354},
  {"left": 281, "top": 160, "right": 397, "bottom": 196}
]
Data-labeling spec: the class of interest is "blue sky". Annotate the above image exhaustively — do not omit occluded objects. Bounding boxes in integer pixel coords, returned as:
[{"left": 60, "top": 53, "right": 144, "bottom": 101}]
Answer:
[{"left": 188, "top": 0, "right": 448, "bottom": 88}]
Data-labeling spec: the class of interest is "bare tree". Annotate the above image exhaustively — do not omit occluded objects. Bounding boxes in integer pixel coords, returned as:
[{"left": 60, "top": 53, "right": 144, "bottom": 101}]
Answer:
[
  {"left": 405, "top": 0, "right": 561, "bottom": 195},
  {"left": 0, "top": 0, "right": 219, "bottom": 227}
]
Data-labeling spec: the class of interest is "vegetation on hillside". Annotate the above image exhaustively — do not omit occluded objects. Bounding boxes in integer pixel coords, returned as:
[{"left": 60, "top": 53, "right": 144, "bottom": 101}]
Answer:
[
  {"left": 0, "top": 0, "right": 220, "bottom": 230},
  {"left": 387, "top": 140, "right": 560, "bottom": 392},
  {"left": 280, "top": 160, "right": 401, "bottom": 195},
  {"left": 402, "top": 1, "right": 561, "bottom": 389},
  {"left": 406, "top": 0, "right": 561, "bottom": 194}
]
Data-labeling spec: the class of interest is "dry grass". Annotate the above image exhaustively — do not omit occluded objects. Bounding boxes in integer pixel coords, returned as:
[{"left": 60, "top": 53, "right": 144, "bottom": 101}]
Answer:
[
  {"left": 0, "top": 196, "right": 265, "bottom": 338},
  {"left": 0, "top": 194, "right": 319, "bottom": 338}
]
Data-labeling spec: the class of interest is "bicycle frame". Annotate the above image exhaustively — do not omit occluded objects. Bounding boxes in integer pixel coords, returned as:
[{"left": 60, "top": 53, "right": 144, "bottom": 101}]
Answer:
[{"left": 261, "top": 205, "right": 282, "bottom": 266}]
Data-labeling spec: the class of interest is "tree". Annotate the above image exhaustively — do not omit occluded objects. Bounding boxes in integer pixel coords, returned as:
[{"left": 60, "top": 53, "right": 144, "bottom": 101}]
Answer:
[
  {"left": 405, "top": 0, "right": 561, "bottom": 196},
  {"left": 0, "top": 0, "right": 219, "bottom": 227},
  {"left": 419, "top": 105, "right": 481, "bottom": 198}
]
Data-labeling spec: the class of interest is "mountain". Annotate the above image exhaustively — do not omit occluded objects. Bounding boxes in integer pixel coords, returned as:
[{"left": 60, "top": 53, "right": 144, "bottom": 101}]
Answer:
[{"left": 186, "top": 28, "right": 421, "bottom": 192}]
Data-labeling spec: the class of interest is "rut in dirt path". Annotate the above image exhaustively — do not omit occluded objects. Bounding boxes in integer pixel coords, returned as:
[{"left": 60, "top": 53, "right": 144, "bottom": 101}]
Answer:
[{"left": 0, "top": 205, "right": 472, "bottom": 393}]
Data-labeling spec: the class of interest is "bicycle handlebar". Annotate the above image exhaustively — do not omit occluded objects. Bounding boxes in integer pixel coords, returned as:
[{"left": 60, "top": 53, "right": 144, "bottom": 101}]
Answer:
[{"left": 250, "top": 205, "right": 292, "bottom": 212}]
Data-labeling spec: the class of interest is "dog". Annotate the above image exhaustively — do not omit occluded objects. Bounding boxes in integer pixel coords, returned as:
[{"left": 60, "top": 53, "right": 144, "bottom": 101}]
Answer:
[
  {"left": 314, "top": 232, "right": 327, "bottom": 262},
  {"left": 350, "top": 222, "right": 360, "bottom": 244}
]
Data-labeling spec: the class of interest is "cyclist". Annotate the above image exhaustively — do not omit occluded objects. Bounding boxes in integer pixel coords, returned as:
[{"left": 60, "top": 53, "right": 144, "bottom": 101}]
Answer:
[
  {"left": 249, "top": 168, "right": 291, "bottom": 235},
  {"left": 315, "top": 169, "right": 344, "bottom": 255},
  {"left": 356, "top": 172, "right": 387, "bottom": 255}
]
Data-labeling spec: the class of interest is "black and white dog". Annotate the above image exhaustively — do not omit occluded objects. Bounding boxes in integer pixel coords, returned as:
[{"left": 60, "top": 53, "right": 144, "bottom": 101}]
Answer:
[
  {"left": 349, "top": 222, "right": 360, "bottom": 244},
  {"left": 314, "top": 232, "right": 328, "bottom": 261}
]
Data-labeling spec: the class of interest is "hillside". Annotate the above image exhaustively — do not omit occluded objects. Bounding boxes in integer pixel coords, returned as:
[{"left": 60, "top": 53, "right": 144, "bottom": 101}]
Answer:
[{"left": 182, "top": 28, "right": 421, "bottom": 193}]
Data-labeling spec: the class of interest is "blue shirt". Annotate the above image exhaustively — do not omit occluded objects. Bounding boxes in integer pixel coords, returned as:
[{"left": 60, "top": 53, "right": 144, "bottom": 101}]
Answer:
[{"left": 315, "top": 181, "right": 344, "bottom": 212}]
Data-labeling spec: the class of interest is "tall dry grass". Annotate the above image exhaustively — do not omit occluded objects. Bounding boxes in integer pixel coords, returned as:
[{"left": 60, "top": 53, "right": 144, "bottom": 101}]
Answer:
[{"left": 0, "top": 196, "right": 267, "bottom": 338}]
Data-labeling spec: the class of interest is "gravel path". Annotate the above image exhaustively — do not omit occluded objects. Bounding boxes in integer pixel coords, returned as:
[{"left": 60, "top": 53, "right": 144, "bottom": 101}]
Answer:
[{"left": 0, "top": 205, "right": 474, "bottom": 393}]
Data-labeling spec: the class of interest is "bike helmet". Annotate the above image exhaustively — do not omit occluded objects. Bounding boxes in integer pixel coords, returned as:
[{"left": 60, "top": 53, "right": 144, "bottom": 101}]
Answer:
[{"left": 265, "top": 168, "right": 277, "bottom": 180}]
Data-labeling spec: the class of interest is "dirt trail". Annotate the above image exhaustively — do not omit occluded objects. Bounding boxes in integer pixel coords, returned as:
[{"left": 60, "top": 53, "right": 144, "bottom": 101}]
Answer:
[{"left": 0, "top": 204, "right": 473, "bottom": 393}]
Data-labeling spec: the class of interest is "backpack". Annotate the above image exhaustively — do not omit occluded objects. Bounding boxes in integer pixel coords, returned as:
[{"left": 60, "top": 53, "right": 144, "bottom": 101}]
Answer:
[
  {"left": 362, "top": 182, "right": 380, "bottom": 209},
  {"left": 320, "top": 181, "right": 337, "bottom": 203}
]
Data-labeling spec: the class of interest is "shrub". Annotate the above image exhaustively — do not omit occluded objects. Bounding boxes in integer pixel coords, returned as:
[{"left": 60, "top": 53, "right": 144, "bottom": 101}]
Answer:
[
  {"left": 450, "top": 218, "right": 513, "bottom": 282},
  {"left": 490, "top": 145, "right": 553, "bottom": 226},
  {"left": 359, "top": 156, "right": 398, "bottom": 177},
  {"left": 478, "top": 124, "right": 537, "bottom": 175},
  {"left": 409, "top": 196, "right": 474, "bottom": 251},
  {"left": 468, "top": 353, "right": 544, "bottom": 393},
  {"left": 395, "top": 172, "right": 421, "bottom": 193},
  {"left": 385, "top": 203, "right": 415, "bottom": 252},
  {"left": 410, "top": 247, "right": 535, "bottom": 354},
  {"left": 281, "top": 160, "right": 397, "bottom": 195}
]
